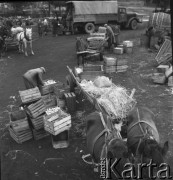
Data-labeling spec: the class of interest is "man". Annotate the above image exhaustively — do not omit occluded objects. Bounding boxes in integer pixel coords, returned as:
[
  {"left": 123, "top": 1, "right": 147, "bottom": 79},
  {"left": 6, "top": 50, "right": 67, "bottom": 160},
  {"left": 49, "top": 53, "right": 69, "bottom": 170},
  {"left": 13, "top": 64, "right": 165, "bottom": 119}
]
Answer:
[
  {"left": 111, "top": 24, "right": 120, "bottom": 46},
  {"left": 38, "top": 19, "right": 43, "bottom": 38},
  {"left": 104, "top": 24, "right": 115, "bottom": 50},
  {"left": 23, "top": 67, "right": 46, "bottom": 89},
  {"left": 43, "top": 18, "right": 48, "bottom": 36}
]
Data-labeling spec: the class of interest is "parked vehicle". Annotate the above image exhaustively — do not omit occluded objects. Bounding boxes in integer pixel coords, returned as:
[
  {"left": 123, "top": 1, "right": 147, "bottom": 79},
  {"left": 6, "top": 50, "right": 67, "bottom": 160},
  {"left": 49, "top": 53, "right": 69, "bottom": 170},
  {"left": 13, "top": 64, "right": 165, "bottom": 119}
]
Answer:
[{"left": 65, "top": 1, "right": 142, "bottom": 34}]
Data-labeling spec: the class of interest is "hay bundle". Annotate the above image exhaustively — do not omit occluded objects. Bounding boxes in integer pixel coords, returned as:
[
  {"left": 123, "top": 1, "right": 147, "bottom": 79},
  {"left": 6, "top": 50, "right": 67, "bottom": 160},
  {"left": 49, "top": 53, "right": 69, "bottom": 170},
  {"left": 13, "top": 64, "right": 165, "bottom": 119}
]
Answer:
[{"left": 97, "top": 85, "right": 136, "bottom": 119}]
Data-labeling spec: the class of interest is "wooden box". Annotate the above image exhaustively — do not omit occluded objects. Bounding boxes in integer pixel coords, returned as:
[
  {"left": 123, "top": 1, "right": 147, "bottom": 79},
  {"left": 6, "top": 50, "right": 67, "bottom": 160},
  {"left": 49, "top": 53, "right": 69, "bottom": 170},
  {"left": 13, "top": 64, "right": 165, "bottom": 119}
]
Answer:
[
  {"left": 40, "top": 80, "right": 63, "bottom": 95},
  {"left": 9, "top": 110, "right": 29, "bottom": 132},
  {"left": 26, "top": 99, "right": 46, "bottom": 118},
  {"left": 64, "top": 92, "right": 76, "bottom": 114},
  {"left": 32, "top": 128, "right": 49, "bottom": 140},
  {"left": 152, "top": 73, "right": 166, "bottom": 84},
  {"left": 83, "top": 64, "right": 102, "bottom": 72},
  {"left": 103, "top": 56, "right": 117, "bottom": 66},
  {"left": 168, "top": 76, "right": 173, "bottom": 87},
  {"left": 42, "top": 94, "right": 57, "bottom": 109},
  {"left": 43, "top": 108, "right": 71, "bottom": 136},
  {"left": 124, "top": 47, "right": 133, "bottom": 54},
  {"left": 113, "top": 47, "right": 123, "bottom": 55},
  {"left": 116, "top": 65, "right": 128, "bottom": 73},
  {"left": 104, "top": 65, "right": 116, "bottom": 73},
  {"left": 165, "top": 65, "right": 173, "bottom": 78},
  {"left": 9, "top": 126, "right": 33, "bottom": 144},
  {"left": 51, "top": 130, "right": 69, "bottom": 149},
  {"left": 19, "top": 87, "right": 41, "bottom": 104},
  {"left": 157, "top": 65, "right": 169, "bottom": 73},
  {"left": 30, "top": 115, "right": 44, "bottom": 130},
  {"left": 123, "top": 40, "right": 133, "bottom": 47}
]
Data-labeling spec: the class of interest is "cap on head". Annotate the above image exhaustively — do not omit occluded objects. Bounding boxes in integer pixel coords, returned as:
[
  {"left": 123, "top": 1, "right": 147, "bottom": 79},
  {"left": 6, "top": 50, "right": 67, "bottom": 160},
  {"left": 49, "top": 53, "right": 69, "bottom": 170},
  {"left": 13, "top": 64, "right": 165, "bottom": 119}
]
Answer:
[
  {"left": 104, "top": 24, "right": 108, "bottom": 27},
  {"left": 40, "top": 67, "right": 46, "bottom": 73}
]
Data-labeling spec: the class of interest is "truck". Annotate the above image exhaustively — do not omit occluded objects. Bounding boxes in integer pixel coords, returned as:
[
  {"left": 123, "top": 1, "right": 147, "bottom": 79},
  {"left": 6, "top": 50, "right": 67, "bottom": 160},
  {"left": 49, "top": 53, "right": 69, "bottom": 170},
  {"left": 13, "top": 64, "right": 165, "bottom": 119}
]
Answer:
[{"left": 65, "top": 1, "right": 143, "bottom": 34}]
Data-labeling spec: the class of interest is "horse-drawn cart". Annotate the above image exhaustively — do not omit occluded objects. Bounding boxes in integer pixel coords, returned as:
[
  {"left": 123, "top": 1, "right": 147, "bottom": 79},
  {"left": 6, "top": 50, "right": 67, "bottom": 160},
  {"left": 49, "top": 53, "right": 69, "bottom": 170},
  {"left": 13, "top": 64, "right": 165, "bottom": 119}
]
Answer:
[
  {"left": 66, "top": 65, "right": 136, "bottom": 119},
  {"left": 5, "top": 37, "right": 19, "bottom": 51}
]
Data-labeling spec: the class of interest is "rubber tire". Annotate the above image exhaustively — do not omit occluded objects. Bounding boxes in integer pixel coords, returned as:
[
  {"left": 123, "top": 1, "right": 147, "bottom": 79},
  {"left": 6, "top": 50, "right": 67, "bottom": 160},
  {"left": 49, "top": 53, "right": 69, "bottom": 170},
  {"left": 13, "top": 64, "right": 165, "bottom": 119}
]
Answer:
[
  {"left": 130, "top": 19, "right": 138, "bottom": 30},
  {"left": 85, "top": 23, "right": 95, "bottom": 34},
  {"left": 66, "top": 74, "right": 75, "bottom": 92}
]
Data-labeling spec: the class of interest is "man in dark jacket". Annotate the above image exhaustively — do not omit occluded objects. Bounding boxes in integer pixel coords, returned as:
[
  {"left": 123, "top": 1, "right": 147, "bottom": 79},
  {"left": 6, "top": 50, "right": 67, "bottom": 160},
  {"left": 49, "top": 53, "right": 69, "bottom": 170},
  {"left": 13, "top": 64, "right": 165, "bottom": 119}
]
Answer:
[
  {"left": 104, "top": 24, "right": 115, "bottom": 50},
  {"left": 23, "top": 67, "right": 46, "bottom": 89}
]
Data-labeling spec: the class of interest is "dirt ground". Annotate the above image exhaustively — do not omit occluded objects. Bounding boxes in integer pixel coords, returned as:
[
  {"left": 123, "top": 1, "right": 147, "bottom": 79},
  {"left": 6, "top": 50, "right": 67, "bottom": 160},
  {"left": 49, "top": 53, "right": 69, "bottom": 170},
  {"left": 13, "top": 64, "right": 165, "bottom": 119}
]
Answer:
[{"left": 0, "top": 22, "right": 173, "bottom": 180}]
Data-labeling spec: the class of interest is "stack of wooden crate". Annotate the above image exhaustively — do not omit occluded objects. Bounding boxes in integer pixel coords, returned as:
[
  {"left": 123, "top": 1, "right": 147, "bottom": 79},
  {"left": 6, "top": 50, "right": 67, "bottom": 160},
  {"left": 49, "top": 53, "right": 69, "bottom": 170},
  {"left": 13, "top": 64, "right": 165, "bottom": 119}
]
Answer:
[
  {"left": 64, "top": 92, "right": 76, "bottom": 114},
  {"left": 43, "top": 107, "right": 71, "bottom": 148},
  {"left": 103, "top": 56, "right": 128, "bottom": 73},
  {"left": 9, "top": 110, "right": 33, "bottom": 143},
  {"left": 123, "top": 41, "right": 133, "bottom": 54},
  {"left": 26, "top": 98, "right": 49, "bottom": 140}
]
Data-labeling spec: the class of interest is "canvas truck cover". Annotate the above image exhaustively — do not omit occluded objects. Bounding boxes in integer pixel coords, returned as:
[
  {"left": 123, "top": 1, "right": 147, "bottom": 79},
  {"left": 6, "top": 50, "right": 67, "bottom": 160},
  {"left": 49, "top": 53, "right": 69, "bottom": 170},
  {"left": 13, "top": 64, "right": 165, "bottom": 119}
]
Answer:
[{"left": 66, "top": 1, "right": 118, "bottom": 15}]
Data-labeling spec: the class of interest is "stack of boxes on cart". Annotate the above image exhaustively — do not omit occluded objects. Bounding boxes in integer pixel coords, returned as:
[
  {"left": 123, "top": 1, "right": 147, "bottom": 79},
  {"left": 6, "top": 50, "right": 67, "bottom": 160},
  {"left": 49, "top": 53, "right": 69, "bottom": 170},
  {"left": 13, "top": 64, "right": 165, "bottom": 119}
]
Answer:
[{"left": 8, "top": 78, "right": 75, "bottom": 148}]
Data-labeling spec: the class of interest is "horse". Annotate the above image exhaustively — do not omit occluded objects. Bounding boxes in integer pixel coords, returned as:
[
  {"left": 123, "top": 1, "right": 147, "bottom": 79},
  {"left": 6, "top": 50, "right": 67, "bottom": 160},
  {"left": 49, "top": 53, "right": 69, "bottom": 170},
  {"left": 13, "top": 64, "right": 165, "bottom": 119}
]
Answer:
[
  {"left": 126, "top": 106, "right": 169, "bottom": 178},
  {"left": 86, "top": 111, "right": 130, "bottom": 179},
  {"left": 0, "top": 25, "right": 9, "bottom": 58},
  {"left": 16, "top": 28, "right": 34, "bottom": 57}
]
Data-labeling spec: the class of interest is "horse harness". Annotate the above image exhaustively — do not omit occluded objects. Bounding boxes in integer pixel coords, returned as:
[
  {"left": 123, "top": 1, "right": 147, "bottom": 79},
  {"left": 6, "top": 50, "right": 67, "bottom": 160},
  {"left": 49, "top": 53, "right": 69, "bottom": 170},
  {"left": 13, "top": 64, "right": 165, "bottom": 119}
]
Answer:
[
  {"left": 82, "top": 112, "right": 122, "bottom": 168},
  {"left": 19, "top": 31, "right": 31, "bottom": 42},
  {"left": 128, "top": 108, "right": 157, "bottom": 162}
]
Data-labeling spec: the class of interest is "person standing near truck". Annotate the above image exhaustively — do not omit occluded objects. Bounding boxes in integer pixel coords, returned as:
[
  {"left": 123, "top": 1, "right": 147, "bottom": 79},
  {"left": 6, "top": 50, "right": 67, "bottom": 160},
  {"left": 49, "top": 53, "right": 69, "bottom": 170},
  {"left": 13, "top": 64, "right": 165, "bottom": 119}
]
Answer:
[{"left": 104, "top": 24, "right": 115, "bottom": 50}]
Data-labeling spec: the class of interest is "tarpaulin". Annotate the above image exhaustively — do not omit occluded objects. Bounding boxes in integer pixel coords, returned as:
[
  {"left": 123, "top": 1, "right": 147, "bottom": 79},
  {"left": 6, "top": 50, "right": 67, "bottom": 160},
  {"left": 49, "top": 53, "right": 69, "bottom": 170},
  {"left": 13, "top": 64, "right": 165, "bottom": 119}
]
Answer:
[{"left": 67, "top": 1, "right": 118, "bottom": 15}]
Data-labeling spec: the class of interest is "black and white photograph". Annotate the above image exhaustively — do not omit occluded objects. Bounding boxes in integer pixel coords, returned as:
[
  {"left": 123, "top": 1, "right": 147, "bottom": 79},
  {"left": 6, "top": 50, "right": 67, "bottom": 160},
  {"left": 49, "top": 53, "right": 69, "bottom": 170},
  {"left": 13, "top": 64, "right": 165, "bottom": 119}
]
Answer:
[{"left": 0, "top": 0, "right": 172, "bottom": 179}]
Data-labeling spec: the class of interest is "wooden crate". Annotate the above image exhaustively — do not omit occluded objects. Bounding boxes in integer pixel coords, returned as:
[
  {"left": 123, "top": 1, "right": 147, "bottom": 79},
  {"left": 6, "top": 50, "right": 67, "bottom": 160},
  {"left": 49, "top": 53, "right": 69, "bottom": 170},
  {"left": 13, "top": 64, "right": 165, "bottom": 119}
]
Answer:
[
  {"left": 9, "top": 110, "right": 29, "bottom": 132},
  {"left": 104, "top": 65, "right": 116, "bottom": 73},
  {"left": 168, "top": 76, "right": 173, "bottom": 87},
  {"left": 103, "top": 56, "right": 117, "bottom": 66},
  {"left": 113, "top": 47, "right": 123, "bottom": 54},
  {"left": 9, "top": 126, "right": 33, "bottom": 144},
  {"left": 124, "top": 47, "right": 133, "bottom": 54},
  {"left": 19, "top": 87, "right": 41, "bottom": 104},
  {"left": 83, "top": 64, "right": 102, "bottom": 72},
  {"left": 43, "top": 109, "right": 71, "bottom": 136},
  {"left": 64, "top": 93, "right": 76, "bottom": 114},
  {"left": 32, "top": 128, "right": 49, "bottom": 140},
  {"left": 26, "top": 99, "right": 46, "bottom": 118},
  {"left": 152, "top": 73, "right": 166, "bottom": 84},
  {"left": 116, "top": 65, "right": 128, "bottom": 73},
  {"left": 51, "top": 130, "right": 69, "bottom": 149},
  {"left": 155, "top": 39, "right": 172, "bottom": 64},
  {"left": 30, "top": 115, "right": 44, "bottom": 130},
  {"left": 42, "top": 94, "right": 57, "bottom": 108},
  {"left": 157, "top": 65, "right": 169, "bottom": 73},
  {"left": 40, "top": 80, "right": 63, "bottom": 95}
]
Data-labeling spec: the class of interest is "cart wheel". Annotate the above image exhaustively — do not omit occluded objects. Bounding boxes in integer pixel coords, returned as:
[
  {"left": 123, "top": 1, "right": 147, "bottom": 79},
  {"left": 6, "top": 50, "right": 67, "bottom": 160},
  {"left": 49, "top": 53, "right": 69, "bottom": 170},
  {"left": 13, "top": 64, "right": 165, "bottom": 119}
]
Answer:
[{"left": 66, "top": 74, "right": 76, "bottom": 92}]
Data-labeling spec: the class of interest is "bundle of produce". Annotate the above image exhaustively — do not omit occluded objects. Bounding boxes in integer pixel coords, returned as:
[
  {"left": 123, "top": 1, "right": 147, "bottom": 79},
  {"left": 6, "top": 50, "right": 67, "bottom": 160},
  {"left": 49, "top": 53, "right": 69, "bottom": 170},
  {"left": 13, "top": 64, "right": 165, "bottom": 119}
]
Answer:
[
  {"left": 80, "top": 80, "right": 107, "bottom": 98},
  {"left": 97, "top": 85, "right": 136, "bottom": 119},
  {"left": 94, "top": 76, "right": 112, "bottom": 88},
  {"left": 44, "top": 80, "right": 56, "bottom": 85},
  {"left": 46, "top": 106, "right": 60, "bottom": 115}
]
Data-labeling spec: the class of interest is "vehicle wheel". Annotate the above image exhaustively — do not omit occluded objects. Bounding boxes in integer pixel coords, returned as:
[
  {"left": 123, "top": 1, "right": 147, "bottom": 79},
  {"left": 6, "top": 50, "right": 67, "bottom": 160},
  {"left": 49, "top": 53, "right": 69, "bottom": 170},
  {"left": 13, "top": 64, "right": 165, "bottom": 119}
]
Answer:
[
  {"left": 130, "top": 19, "right": 138, "bottom": 30},
  {"left": 66, "top": 74, "right": 75, "bottom": 92},
  {"left": 85, "top": 23, "right": 95, "bottom": 34}
]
